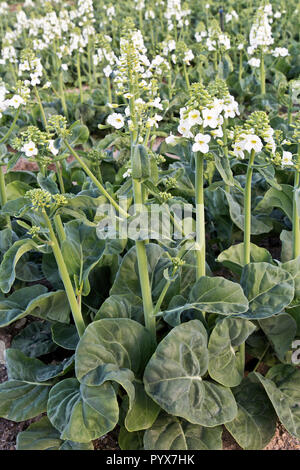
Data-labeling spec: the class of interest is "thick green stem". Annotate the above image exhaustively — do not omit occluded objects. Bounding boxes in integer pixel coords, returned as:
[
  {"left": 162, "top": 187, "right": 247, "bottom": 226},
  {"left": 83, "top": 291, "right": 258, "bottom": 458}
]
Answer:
[
  {"left": 54, "top": 213, "right": 66, "bottom": 244},
  {"left": 64, "top": 141, "right": 128, "bottom": 218},
  {"left": 107, "top": 77, "right": 112, "bottom": 105},
  {"left": 183, "top": 63, "right": 190, "bottom": 89},
  {"left": 77, "top": 52, "right": 84, "bottom": 104},
  {"left": 293, "top": 152, "right": 300, "bottom": 259},
  {"left": 55, "top": 161, "right": 65, "bottom": 194},
  {"left": 43, "top": 212, "right": 85, "bottom": 337},
  {"left": 0, "top": 108, "right": 20, "bottom": 144},
  {"left": 0, "top": 166, "right": 11, "bottom": 228},
  {"left": 195, "top": 153, "right": 206, "bottom": 279},
  {"left": 59, "top": 72, "right": 68, "bottom": 119},
  {"left": 243, "top": 150, "right": 256, "bottom": 265},
  {"left": 132, "top": 178, "right": 155, "bottom": 340},
  {"left": 34, "top": 87, "right": 48, "bottom": 130},
  {"left": 260, "top": 50, "right": 266, "bottom": 95}
]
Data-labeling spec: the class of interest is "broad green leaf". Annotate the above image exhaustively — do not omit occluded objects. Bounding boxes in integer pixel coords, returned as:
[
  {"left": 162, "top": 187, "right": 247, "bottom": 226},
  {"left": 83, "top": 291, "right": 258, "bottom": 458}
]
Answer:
[
  {"left": 214, "top": 153, "right": 234, "bottom": 187},
  {"left": 11, "top": 321, "right": 58, "bottom": 357},
  {"left": 95, "top": 294, "right": 143, "bottom": 323},
  {"left": 76, "top": 318, "right": 154, "bottom": 385},
  {"left": 37, "top": 173, "right": 59, "bottom": 195},
  {"left": 16, "top": 417, "right": 62, "bottom": 450},
  {"left": 225, "top": 375, "right": 277, "bottom": 450},
  {"left": 217, "top": 243, "right": 273, "bottom": 275},
  {"left": 0, "top": 239, "right": 47, "bottom": 293},
  {"left": 255, "top": 365, "right": 300, "bottom": 438},
  {"left": 144, "top": 320, "right": 237, "bottom": 426},
  {"left": 5, "top": 348, "right": 73, "bottom": 384},
  {"left": 259, "top": 313, "right": 297, "bottom": 362},
  {"left": 280, "top": 230, "right": 293, "bottom": 262},
  {"left": 208, "top": 318, "right": 256, "bottom": 387},
  {"left": 0, "top": 380, "right": 50, "bottom": 421},
  {"left": 144, "top": 413, "right": 223, "bottom": 450},
  {"left": 110, "top": 244, "right": 174, "bottom": 309},
  {"left": 61, "top": 220, "right": 106, "bottom": 296},
  {"left": 16, "top": 417, "right": 93, "bottom": 450},
  {"left": 256, "top": 185, "right": 293, "bottom": 222},
  {"left": 162, "top": 276, "right": 248, "bottom": 323},
  {"left": 0, "top": 286, "right": 70, "bottom": 327},
  {"left": 240, "top": 262, "right": 294, "bottom": 319},
  {"left": 47, "top": 378, "right": 119, "bottom": 443},
  {"left": 124, "top": 381, "right": 160, "bottom": 432},
  {"left": 6, "top": 181, "right": 33, "bottom": 200},
  {"left": 281, "top": 257, "right": 300, "bottom": 306},
  {"left": 51, "top": 323, "right": 79, "bottom": 350},
  {"left": 118, "top": 427, "right": 144, "bottom": 450},
  {"left": 224, "top": 191, "right": 273, "bottom": 235}
]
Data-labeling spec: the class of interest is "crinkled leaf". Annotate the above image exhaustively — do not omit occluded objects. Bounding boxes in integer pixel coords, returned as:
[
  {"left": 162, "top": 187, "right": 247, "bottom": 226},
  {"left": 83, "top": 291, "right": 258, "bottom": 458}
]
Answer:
[
  {"left": 259, "top": 313, "right": 297, "bottom": 362},
  {"left": 0, "top": 286, "right": 70, "bottom": 327},
  {"left": 11, "top": 321, "right": 58, "bottom": 358},
  {"left": 240, "top": 262, "right": 294, "bottom": 319},
  {"left": 0, "top": 380, "right": 50, "bottom": 421},
  {"left": 144, "top": 413, "right": 223, "bottom": 450},
  {"left": 0, "top": 239, "right": 47, "bottom": 293},
  {"left": 47, "top": 378, "right": 118, "bottom": 443},
  {"left": 61, "top": 220, "right": 106, "bottom": 296},
  {"left": 208, "top": 318, "right": 256, "bottom": 387},
  {"left": 51, "top": 323, "right": 79, "bottom": 350},
  {"left": 255, "top": 365, "right": 300, "bottom": 438},
  {"left": 162, "top": 276, "right": 248, "bottom": 322},
  {"left": 144, "top": 320, "right": 237, "bottom": 426},
  {"left": 217, "top": 243, "right": 273, "bottom": 275},
  {"left": 225, "top": 375, "right": 277, "bottom": 450}
]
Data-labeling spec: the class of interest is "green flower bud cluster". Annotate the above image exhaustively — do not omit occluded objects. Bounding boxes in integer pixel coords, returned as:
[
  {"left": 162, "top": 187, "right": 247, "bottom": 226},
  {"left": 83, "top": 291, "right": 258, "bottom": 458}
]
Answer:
[
  {"left": 48, "top": 115, "right": 70, "bottom": 138},
  {"left": 26, "top": 189, "right": 52, "bottom": 211},
  {"left": 26, "top": 189, "right": 67, "bottom": 211},
  {"left": 159, "top": 191, "right": 172, "bottom": 203},
  {"left": 186, "top": 82, "right": 213, "bottom": 111},
  {"left": 245, "top": 111, "right": 270, "bottom": 137},
  {"left": 165, "top": 177, "right": 177, "bottom": 189},
  {"left": 208, "top": 79, "right": 229, "bottom": 100},
  {"left": 171, "top": 257, "right": 186, "bottom": 269},
  {"left": 28, "top": 225, "right": 41, "bottom": 237}
]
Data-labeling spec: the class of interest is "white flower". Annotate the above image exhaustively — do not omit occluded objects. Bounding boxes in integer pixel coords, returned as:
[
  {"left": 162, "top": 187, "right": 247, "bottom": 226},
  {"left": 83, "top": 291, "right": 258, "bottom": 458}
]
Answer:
[
  {"left": 274, "top": 12, "right": 281, "bottom": 19},
  {"left": 192, "top": 133, "right": 211, "bottom": 153},
  {"left": 61, "top": 63, "right": 68, "bottom": 71},
  {"left": 243, "top": 134, "right": 263, "bottom": 153},
  {"left": 48, "top": 140, "right": 59, "bottom": 156},
  {"left": 123, "top": 168, "right": 132, "bottom": 179},
  {"left": 272, "top": 47, "right": 289, "bottom": 58},
  {"left": 281, "top": 151, "right": 293, "bottom": 166},
  {"left": 202, "top": 108, "right": 219, "bottom": 129},
  {"left": 233, "top": 142, "right": 245, "bottom": 160},
  {"left": 178, "top": 120, "right": 193, "bottom": 138},
  {"left": 103, "top": 65, "right": 112, "bottom": 77},
  {"left": 9, "top": 94, "right": 25, "bottom": 109},
  {"left": 107, "top": 113, "right": 124, "bottom": 129},
  {"left": 21, "top": 141, "right": 38, "bottom": 157},
  {"left": 211, "top": 127, "right": 223, "bottom": 139},
  {"left": 248, "top": 57, "right": 261, "bottom": 68},
  {"left": 188, "top": 109, "right": 203, "bottom": 127},
  {"left": 165, "top": 134, "right": 178, "bottom": 146}
]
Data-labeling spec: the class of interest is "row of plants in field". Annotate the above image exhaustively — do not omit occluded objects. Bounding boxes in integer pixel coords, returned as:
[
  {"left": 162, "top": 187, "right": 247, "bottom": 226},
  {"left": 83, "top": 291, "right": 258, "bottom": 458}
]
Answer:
[{"left": 0, "top": 0, "right": 299, "bottom": 451}]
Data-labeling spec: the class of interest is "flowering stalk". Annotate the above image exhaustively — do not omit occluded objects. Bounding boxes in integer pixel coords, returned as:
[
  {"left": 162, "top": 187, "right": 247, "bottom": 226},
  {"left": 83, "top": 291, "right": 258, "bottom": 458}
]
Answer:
[
  {"left": 0, "top": 165, "right": 11, "bottom": 228},
  {"left": 64, "top": 140, "right": 128, "bottom": 218},
  {"left": 59, "top": 72, "right": 68, "bottom": 119},
  {"left": 195, "top": 152, "right": 206, "bottom": 279},
  {"left": 243, "top": 149, "right": 256, "bottom": 265},
  {"left": 34, "top": 87, "right": 48, "bottom": 130},
  {"left": 76, "top": 52, "right": 84, "bottom": 104},
  {"left": 260, "top": 49, "right": 266, "bottom": 95},
  {"left": 43, "top": 211, "right": 85, "bottom": 337},
  {"left": 292, "top": 147, "right": 300, "bottom": 258},
  {"left": 129, "top": 97, "right": 155, "bottom": 341}
]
